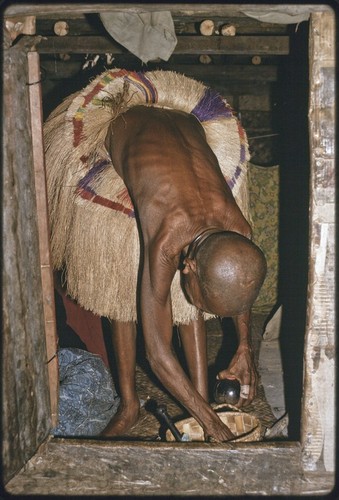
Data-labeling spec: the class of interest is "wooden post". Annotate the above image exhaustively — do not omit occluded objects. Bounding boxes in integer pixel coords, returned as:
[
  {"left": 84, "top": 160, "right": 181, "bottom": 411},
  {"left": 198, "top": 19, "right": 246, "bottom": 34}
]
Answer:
[
  {"left": 27, "top": 50, "right": 59, "bottom": 428},
  {"left": 2, "top": 36, "right": 52, "bottom": 484},
  {"left": 301, "top": 10, "right": 336, "bottom": 472}
]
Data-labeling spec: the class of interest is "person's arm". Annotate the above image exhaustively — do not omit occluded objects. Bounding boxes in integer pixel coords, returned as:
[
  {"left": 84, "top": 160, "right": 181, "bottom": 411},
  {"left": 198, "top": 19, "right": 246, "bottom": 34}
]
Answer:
[
  {"left": 178, "top": 313, "right": 208, "bottom": 401},
  {"left": 217, "top": 310, "right": 258, "bottom": 407},
  {"left": 141, "top": 242, "right": 234, "bottom": 441}
]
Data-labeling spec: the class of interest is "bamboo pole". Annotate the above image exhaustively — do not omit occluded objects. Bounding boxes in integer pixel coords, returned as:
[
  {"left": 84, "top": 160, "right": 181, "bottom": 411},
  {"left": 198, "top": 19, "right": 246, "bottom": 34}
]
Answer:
[{"left": 27, "top": 50, "right": 59, "bottom": 427}]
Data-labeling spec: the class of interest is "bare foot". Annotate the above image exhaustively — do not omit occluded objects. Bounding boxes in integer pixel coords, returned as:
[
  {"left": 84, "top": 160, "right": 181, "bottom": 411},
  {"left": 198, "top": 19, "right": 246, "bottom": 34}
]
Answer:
[{"left": 100, "top": 398, "right": 140, "bottom": 437}]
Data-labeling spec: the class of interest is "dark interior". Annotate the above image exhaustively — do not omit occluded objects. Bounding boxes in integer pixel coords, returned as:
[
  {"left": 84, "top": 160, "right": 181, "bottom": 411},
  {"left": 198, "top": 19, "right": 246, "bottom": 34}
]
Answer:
[{"left": 36, "top": 10, "right": 310, "bottom": 440}]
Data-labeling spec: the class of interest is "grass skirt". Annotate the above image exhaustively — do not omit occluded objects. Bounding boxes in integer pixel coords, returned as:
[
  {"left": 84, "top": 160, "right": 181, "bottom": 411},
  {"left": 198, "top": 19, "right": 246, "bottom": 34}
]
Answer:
[{"left": 44, "top": 69, "right": 250, "bottom": 324}]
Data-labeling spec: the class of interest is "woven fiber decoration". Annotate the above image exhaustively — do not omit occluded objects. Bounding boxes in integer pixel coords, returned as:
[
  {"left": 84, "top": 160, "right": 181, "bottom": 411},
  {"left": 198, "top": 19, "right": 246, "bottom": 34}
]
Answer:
[
  {"left": 248, "top": 163, "right": 280, "bottom": 314},
  {"left": 44, "top": 69, "right": 250, "bottom": 324}
]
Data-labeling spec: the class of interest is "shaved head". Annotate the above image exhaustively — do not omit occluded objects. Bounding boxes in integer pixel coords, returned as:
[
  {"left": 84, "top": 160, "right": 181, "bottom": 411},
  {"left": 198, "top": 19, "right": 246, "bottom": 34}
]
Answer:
[{"left": 195, "top": 231, "right": 267, "bottom": 317}]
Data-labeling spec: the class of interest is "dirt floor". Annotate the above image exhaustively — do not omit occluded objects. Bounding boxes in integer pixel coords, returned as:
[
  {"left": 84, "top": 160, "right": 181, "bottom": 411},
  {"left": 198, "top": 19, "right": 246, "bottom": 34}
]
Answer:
[{"left": 111, "top": 313, "right": 277, "bottom": 441}]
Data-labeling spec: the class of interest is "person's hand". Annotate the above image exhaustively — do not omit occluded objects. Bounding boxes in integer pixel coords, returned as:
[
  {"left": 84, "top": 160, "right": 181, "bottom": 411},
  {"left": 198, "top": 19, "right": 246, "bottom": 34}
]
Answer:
[
  {"left": 216, "top": 345, "right": 258, "bottom": 407},
  {"left": 202, "top": 413, "right": 235, "bottom": 442}
]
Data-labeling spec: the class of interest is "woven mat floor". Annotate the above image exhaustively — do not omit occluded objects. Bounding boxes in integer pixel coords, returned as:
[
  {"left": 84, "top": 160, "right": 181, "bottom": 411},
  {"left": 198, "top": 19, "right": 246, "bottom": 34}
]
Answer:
[{"left": 117, "top": 314, "right": 277, "bottom": 441}]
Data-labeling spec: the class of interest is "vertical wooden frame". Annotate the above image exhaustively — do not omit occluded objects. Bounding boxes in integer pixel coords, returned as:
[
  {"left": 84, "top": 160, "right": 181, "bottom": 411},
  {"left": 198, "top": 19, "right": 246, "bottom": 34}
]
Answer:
[
  {"left": 301, "top": 10, "right": 336, "bottom": 472},
  {"left": 2, "top": 37, "right": 52, "bottom": 483},
  {"left": 27, "top": 50, "right": 59, "bottom": 427}
]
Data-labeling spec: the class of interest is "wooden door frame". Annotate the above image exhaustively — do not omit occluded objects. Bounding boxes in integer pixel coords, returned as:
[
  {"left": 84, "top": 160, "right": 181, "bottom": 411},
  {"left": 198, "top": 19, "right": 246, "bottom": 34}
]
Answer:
[{"left": 2, "top": 4, "right": 335, "bottom": 496}]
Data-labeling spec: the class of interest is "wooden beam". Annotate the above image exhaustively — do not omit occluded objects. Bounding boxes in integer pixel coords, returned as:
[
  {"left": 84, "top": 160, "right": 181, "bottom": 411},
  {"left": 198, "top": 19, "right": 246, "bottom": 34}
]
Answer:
[
  {"left": 5, "top": 439, "right": 307, "bottom": 496},
  {"left": 177, "top": 35, "right": 289, "bottom": 54},
  {"left": 35, "top": 16, "right": 289, "bottom": 37},
  {"left": 149, "top": 64, "right": 278, "bottom": 80},
  {"left": 2, "top": 37, "right": 52, "bottom": 484},
  {"left": 40, "top": 60, "right": 278, "bottom": 81},
  {"left": 4, "top": 3, "right": 330, "bottom": 17},
  {"left": 301, "top": 10, "right": 336, "bottom": 473},
  {"left": 36, "top": 35, "right": 289, "bottom": 55},
  {"left": 5, "top": 3, "right": 252, "bottom": 17}
]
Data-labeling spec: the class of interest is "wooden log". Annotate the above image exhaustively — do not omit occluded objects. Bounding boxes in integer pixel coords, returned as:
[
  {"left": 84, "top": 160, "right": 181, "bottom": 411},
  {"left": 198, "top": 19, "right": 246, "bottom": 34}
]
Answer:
[
  {"left": 4, "top": 3, "right": 331, "bottom": 17},
  {"left": 199, "top": 54, "right": 212, "bottom": 64},
  {"left": 2, "top": 37, "right": 51, "bottom": 484},
  {"left": 59, "top": 53, "right": 71, "bottom": 61},
  {"left": 4, "top": 15, "right": 36, "bottom": 42},
  {"left": 252, "top": 55, "right": 261, "bottom": 65},
  {"left": 53, "top": 20, "right": 69, "bottom": 36},
  {"left": 221, "top": 24, "right": 236, "bottom": 36},
  {"left": 199, "top": 19, "right": 215, "bottom": 36},
  {"left": 36, "top": 35, "right": 290, "bottom": 55},
  {"left": 5, "top": 439, "right": 306, "bottom": 496}
]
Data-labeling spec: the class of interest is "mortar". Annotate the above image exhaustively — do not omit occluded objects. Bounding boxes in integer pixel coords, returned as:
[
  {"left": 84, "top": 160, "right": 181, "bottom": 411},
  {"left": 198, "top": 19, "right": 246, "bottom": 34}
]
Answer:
[{"left": 166, "top": 404, "right": 262, "bottom": 442}]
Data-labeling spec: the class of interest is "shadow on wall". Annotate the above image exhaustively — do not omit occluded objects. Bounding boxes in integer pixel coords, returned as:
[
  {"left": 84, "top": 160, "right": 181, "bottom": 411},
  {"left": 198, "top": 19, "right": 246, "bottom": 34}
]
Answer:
[{"left": 276, "top": 22, "right": 310, "bottom": 441}]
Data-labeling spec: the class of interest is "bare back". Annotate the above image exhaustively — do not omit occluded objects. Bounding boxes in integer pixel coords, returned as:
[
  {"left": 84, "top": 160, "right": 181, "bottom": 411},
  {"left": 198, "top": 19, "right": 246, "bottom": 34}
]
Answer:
[
  {"left": 104, "top": 105, "right": 256, "bottom": 442},
  {"left": 105, "top": 105, "right": 250, "bottom": 256}
]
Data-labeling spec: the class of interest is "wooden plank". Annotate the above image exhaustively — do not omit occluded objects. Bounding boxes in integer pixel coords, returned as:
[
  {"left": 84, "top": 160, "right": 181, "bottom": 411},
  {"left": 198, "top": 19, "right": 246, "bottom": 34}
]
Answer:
[
  {"left": 301, "top": 10, "right": 335, "bottom": 473},
  {"left": 151, "top": 64, "right": 278, "bottom": 81},
  {"left": 36, "top": 35, "right": 289, "bottom": 55},
  {"left": 41, "top": 60, "right": 278, "bottom": 81},
  {"left": 4, "top": 3, "right": 331, "bottom": 17},
  {"left": 5, "top": 439, "right": 305, "bottom": 496},
  {"left": 240, "top": 110, "right": 273, "bottom": 130},
  {"left": 239, "top": 94, "right": 271, "bottom": 111},
  {"left": 39, "top": 52, "right": 279, "bottom": 65},
  {"left": 2, "top": 37, "right": 52, "bottom": 484},
  {"left": 174, "top": 17, "right": 289, "bottom": 34},
  {"left": 299, "top": 471, "right": 336, "bottom": 496},
  {"left": 176, "top": 35, "right": 289, "bottom": 55},
  {"left": 5, "top": 3, "right": 249, "bottom": 17},
  {"left": 27, "top": 51, "right": 59, "bottom": 428},
  {"left": 36, "top": 15, "right": 289, "bottom": 36}
]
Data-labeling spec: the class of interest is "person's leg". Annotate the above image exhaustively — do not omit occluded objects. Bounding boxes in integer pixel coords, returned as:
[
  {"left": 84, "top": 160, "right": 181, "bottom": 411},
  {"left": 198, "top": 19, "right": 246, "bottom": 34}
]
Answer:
[
  {"left": 178, "top": 313, "right": 209, "bottom": 402},
  {"left": 101, "top": 320, "right": 140, "bottom": 436}
]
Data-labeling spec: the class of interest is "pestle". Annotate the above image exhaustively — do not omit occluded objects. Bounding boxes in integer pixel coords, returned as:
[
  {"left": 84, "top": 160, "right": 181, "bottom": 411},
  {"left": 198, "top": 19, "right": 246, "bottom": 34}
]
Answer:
[{"left": 154, "top": 403, "right": 185, "bottom": 442}]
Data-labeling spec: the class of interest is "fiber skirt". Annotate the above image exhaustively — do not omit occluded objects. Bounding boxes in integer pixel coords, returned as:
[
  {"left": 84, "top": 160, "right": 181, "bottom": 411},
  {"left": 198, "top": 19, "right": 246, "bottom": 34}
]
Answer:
[{"left": 44, "top": 69, "right": 250, "bottom": 324}]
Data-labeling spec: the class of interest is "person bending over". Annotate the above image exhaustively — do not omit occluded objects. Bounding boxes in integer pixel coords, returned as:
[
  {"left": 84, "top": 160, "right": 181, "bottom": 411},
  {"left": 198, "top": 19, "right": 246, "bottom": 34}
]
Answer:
[{"left": 102, "top": 105, "right": 266, "bottom": 442}]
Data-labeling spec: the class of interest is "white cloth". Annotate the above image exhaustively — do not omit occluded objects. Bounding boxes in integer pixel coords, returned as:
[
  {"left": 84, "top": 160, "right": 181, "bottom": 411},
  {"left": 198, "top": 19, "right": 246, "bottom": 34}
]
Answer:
[
  {"left": 263, "top": 305, "right": 282, "bottom": 341},
  {"left": 100, "top": 11, "right": 177, "bottom": 63}
]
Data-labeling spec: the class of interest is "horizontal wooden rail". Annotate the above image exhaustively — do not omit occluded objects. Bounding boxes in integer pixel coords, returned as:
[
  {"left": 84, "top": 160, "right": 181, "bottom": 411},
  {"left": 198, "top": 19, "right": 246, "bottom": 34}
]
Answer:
[
  {"left": 41, "top": 60, "right": 278, "bottom": 81},
  {"left": 37, "top": 35, "right": 289, "bottom": 55}
]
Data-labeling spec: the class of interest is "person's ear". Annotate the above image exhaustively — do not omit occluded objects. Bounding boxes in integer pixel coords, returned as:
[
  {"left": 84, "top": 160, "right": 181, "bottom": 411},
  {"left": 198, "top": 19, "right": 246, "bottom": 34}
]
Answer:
[{"left": 182, "top": 258, "right": 197, "bottom": 274}]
